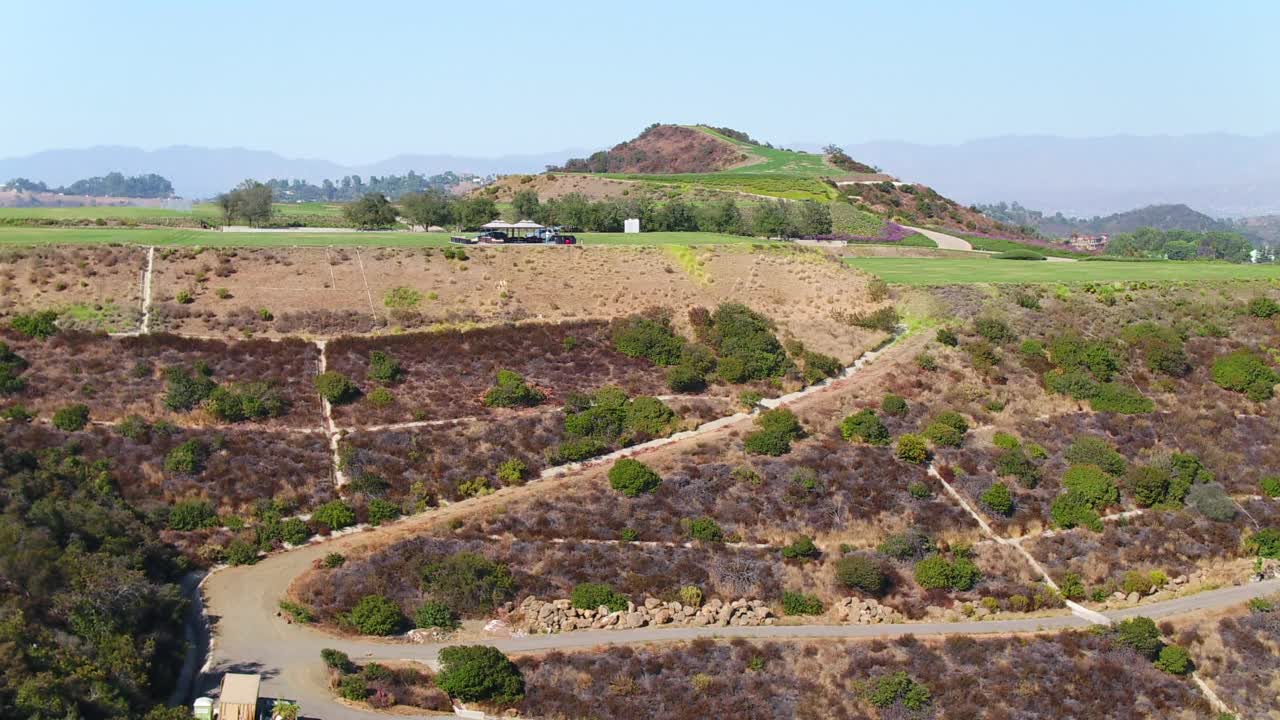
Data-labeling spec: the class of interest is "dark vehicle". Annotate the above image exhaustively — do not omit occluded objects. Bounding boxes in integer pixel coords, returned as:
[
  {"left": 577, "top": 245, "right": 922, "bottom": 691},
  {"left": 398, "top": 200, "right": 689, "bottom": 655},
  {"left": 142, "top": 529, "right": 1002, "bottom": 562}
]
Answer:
[
  {"left": 449, "top": 235, "right": 476, "bottom": 244},
  {"left": 545, "top": 234, "right": 577, "bottom": 245},
  {"left": 475, "top": 230, "right": 508, "bottom": 242}
]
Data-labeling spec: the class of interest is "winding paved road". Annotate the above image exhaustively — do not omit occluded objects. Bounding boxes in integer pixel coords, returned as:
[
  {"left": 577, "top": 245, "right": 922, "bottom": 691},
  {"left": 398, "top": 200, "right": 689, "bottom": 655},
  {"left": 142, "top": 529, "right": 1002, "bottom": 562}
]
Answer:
[{"left": 903, "top": 226, "right": 972, "bottom": 251}]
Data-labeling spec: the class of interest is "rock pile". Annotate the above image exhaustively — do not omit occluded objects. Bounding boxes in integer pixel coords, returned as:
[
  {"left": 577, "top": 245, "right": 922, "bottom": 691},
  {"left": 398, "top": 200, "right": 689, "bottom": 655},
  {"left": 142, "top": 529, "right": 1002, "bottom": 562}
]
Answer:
[
  {"left": 831, "top": 597, "right": 902, "bottom": 624},
  {"left": 517, "top": 596, "right": 776, "bottom": 634}
]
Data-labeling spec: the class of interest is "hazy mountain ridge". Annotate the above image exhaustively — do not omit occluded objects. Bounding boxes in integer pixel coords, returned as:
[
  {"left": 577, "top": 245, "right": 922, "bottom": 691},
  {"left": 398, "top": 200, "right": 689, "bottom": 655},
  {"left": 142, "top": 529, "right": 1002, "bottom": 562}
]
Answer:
[
  {"left": 0, "top": 146, "right": 588, "bottom": 199},
  {"left": 837, "top": 134, "right": 1280, "bottom": 218}
]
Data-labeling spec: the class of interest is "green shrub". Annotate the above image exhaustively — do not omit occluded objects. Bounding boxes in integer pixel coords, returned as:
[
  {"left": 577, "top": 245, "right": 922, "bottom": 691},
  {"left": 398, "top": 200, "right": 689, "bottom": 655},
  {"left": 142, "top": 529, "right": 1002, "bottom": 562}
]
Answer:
[
  {"left": 742, "top": 425, "right": 788, "bottom": 453},
  {"left": 1089, "top": 383, "right": 1154, "bottom": 414},
  {"left": 848, "top": 306, "right": 900, "bottom": 332},
  {"left": 1061, "top": 465, "right": 1119, "bottom": 509},
  {"left": 868, "top": 671, "right": 931, "bottom": 710},
  {"left": 1168, "top": 452, "right": 1212, "bottom": 503},
  {"left": 570, "top": 583, "right": 628, "bottom": 612},
  {"left": 547, "top": 436, "right": 609, "bottom": 464},
  {"left": 337, "top": 674, "right": 368, "bottom": 701},
  {"left": 908, "top": 481, "right": 931, "bottom": 498},
  {"left": 414, "top": 601, "right": 460, "bottom": 631},
  {"left": 312, "top": 500, "right": 356, "bottom": 530},
  {"left": 1247, "top": 297, "right": 1280, "bottom": 318},
  {"left": 420, "top": 552, "right": 515, "bottom": 616},
  {"left": 923, "top": 420, "right": 964, "bottom": 448},
  {"left": 364, "top": 387, "right": 393, "bottom": 408},
  {"left": 347, "top": 595, "right": 404, "bottom": 636},
  {"left": 1186, "top": 482, "right": 1236, "bottom": 521},
  {"left": 435, "top": 646, "right": 524, "bottom": 704},
  {"left": 706, "top": 303, "right": 791, "bottom": 381},
  {"left": 913, "top": 555, "right": 953, "bottom": 590},
  {"left": 780, "top": 591, "right": 824, "bottom": 616},
  {"left": 877, "top": 530, "right": 934, "bottom": 561},
  {"left": 895, "top": 434, "right": 929, "bottom": 464},
  {"left": 981, "top": 482, "right": 1014, "bottom": 515},
  {"left": 496, "top": 458, "right": 527, "bottom": 485},
  {"left": 685, "top": 516, "right": 724, "bottom": 542},
  {"left": 1155, "top": 644, "right": 1192, "bottom": 674},
  {"left": 880, "top": 393, "right": 908, "bottom": 415},
  {"left": 801, "top": 350, "right": 842, "bottom": 384},
  {"left": 314, "top": 371, "right": 359, "bottom": 404},
  {"left": 1121, "top": 322, "right": 1189, "bottom": 376},
  {"left": 225, "top": 540, "right": 258, "bottom": 566},
  {"left": 483, "top": 369, "right": 545, "bottom": 408},
  {"left": 1245, "top": 528, "right": 1280, "bottom": 558},
  {"left": 1113, "top": 616, "right": 1162, "bottom": 660},
  {"left": 168, "top": 500, "right": 217, "bottom": 530},
  {"left": 781, "top": 535, "right": 820, "bottom": 561},
  {"left": 323, "top": 553, "right": 346, "bottom": 568},
  {"left": 666, "top": 364, "right": 706, "bottom": 392},
  {"left": 915, "top": 353, "right": 938, "bottom": 371},
  {"left": 164, "top": 439, "right": 206, "bottom": 475},
  {"left": 936, "top": 328, "right": 958, "bottom": 347},
  {"left": 614, "top": 314, "right": 685, "bottom": 366},
  {"left": 281, "top": 518, "right": 311, "bottom": 545},
  {"left": 974, "top": 317, "right": 1015, "bottom": 344},
  {"left": 835, "top": 553, "right": 887, "bottom": 595},
  {"left": 608, "top": 458, "right": 662, "bottom": 497},
  {"left": 1262, "top": 476, "right": 1280, "bottom": 498},
  {"left": 992, "top": 432, "right": 1019, "bottom": 450},
  {"left": 624, "top": 396, "right": 676, "bottom": 436},
  {"left": 366, "top": 498, "right": 401, "bottom": 525},
  {"left": 383, "top": 286, "right": 422, "bottom": 310},
  {"left": 964, "top": 340, "right": 1000, "bottom": 370},
  {"left": 1211, "top": 349, "right": 1279, "bottom": 401},
  {"left": 839, "top": 409, "right": 889, "bottom": 445},
  {"left": 994, "top": 446, "right": 1040, "bottom": 488},
  {"left": 11, "top": 310, "right": 59, "bottom": 339},
  {"left": 206, "top": 382, "right": 286, "bottom": 422},
  {"left": 1066, "top": 437, "right": 1126, "bottom": 476},
  {"left": 321, "top": 648, "right": 354, "bottom": 672},
  {"left": 1050, "top": 490, "right": 1103, "bottom": 531},
  {"left": 1049, "top": 333, "right": 1121, "bottom": 380},
  {"left": 744, "top": 408, "right": 805, "bottom": 456},
  {"left": 994, "top": 249, "right": 1046, "bottom": 260},
  {"left": 1045, "top": 368, "right": 1099, "bottom": 399},
  {"left": 163, "top": 366, "right": 217, "bottom": 412},
  {"left": 366, "top": 350, "right": 402, "bottom": 384},
  {"left": 1059, "top": 572, "right": 1086, "bottom": 601},
  {"left": 1129, "top": 465, "right": 1172, "bottom": 507},
  {"left": 51, "top": 404, "right": 89, "bottom": 431}
]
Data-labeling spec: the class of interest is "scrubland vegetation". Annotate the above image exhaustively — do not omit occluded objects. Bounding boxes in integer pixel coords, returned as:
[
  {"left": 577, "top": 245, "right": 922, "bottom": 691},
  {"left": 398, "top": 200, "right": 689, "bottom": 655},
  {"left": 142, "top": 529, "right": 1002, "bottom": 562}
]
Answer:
[{"left": 512, "top": 633, "right": 1211, "bottom": 720}]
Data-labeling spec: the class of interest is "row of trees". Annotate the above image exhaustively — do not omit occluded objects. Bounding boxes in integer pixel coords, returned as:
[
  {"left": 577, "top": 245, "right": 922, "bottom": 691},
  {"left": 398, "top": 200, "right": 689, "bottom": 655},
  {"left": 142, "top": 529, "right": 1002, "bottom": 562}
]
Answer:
[
  {"left": 508, "top": 190, "right": 832, "bottom": 237},
  {"left": 4, "top": 171, "right": 174, "bottom": 198},
  {"left": 265, "top": 171, "right": 471, "bottom": 202},
  {"left": 1105, "top": 227, "right": 1255, "bottom": 262}
]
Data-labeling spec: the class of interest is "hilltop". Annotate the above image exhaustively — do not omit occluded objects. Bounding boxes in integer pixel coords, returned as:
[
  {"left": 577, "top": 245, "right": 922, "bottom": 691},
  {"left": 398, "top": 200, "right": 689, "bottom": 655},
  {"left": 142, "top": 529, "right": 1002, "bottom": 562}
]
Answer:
[
  {"left": 553, "top": 124, "right": 753, "bottom": 174},
  {"left": 977, "top": 201, "right": 1255, "bottom": 239}
]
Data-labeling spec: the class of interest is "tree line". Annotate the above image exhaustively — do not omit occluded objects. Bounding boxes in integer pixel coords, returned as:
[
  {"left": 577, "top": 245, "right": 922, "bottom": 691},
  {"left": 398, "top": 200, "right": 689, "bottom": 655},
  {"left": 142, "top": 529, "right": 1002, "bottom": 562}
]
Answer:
[
  {"left": 3, "top": 172, "right": 174, "bottom": 198},
  {"left": 264, "top": 171, "right": 472, "bottom": 202},
  {"left": 1105, "top": 227, "right": 1256, "bottom": 263},
  {"left": 214, "top": 181, "right": 835, "bottom": 237}
]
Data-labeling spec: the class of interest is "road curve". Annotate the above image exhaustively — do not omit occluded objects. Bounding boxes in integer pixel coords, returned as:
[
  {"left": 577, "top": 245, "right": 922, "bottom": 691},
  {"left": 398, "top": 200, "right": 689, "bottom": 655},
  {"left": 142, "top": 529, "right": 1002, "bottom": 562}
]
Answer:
[{"left": 902, "top": 226, "right": 972, "bottom": 251}]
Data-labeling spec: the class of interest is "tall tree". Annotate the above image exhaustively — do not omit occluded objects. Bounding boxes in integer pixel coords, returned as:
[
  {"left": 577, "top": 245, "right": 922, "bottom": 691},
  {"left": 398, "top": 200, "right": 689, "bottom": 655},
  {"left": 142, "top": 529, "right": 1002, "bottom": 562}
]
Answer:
[
  {"left": 343, "top": 192, "right": 399, "bottom": 230},
  {"left": 400, "top": 189, "right": 455, "bottom": 230}
]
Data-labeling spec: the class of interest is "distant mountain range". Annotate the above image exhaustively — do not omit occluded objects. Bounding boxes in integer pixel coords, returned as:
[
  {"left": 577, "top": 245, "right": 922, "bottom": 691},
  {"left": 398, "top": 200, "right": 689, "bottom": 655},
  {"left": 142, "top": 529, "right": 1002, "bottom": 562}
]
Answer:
[
  {"left": 5, "top": 132, "right": 1280, "bottom": 218},
  {"left": 833, "top": 133, "right": 1280, "bottom": 218},
  {"left": 0, "top": 146, "right": 588, "bottom": 199}
]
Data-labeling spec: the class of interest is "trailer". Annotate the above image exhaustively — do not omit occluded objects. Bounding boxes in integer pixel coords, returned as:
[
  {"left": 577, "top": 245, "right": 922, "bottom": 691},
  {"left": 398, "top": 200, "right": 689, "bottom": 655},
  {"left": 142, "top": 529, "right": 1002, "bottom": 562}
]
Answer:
[{"left": 217, "top": 673, "right": 260, "bottom": 720}]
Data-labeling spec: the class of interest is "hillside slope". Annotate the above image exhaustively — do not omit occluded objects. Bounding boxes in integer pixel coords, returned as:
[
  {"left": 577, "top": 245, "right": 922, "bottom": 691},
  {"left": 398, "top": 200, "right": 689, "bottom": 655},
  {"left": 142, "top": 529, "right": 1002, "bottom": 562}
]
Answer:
[
  {"left": 554, "top": 125, "right": 751, "bottom": 174},
  {"left": 978, "top": 202, "right": 1245, "bottom": 238}
]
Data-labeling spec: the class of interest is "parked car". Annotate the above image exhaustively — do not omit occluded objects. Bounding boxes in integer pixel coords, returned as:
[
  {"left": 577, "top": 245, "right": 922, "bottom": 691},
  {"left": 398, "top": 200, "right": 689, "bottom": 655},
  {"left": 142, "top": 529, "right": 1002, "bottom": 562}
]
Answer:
[
  {"left": 475, "top": 230, "right": 508, "bottom": 242},
  {"left": 545, "top": 234, "right": 577, "bottom": 245}
]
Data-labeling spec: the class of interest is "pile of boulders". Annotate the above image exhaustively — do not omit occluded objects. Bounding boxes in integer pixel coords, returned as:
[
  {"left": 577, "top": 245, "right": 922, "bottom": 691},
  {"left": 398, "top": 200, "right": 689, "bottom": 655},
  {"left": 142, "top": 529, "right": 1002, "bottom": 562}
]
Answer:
[
  {"left": 517, "top": 596, "right": 776, "bottom": 634},
  {"left": 831, "top": 596, "right": 903, "bottom": 624}
]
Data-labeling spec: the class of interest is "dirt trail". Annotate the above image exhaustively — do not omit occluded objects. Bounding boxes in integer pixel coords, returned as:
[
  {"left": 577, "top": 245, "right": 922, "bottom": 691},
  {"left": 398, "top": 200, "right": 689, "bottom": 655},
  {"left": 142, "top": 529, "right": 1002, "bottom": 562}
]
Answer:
[{"left": 903, "top": 226, "right": 973, "bottom": 251}]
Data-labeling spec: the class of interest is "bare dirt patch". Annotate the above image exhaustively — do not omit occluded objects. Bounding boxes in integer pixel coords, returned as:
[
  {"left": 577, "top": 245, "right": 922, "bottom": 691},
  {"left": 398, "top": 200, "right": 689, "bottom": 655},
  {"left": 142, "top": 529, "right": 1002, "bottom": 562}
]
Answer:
[{"left": 0, "top": 246, "right": 145, "bottom": 331}]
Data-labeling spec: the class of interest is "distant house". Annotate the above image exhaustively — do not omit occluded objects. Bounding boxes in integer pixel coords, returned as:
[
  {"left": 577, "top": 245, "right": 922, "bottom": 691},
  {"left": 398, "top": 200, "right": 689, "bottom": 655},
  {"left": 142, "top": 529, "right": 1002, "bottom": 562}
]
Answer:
[{"left": 1067, "top": 233, "right": 1108, "bottom": 251}]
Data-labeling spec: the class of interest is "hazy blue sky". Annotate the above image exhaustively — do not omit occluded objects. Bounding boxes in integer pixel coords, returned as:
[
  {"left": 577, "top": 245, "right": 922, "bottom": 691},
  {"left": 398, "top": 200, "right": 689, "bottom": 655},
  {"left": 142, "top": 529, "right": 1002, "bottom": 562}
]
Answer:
[{"left": 5, "top": 0, "right": 1275, "bottom": 162}]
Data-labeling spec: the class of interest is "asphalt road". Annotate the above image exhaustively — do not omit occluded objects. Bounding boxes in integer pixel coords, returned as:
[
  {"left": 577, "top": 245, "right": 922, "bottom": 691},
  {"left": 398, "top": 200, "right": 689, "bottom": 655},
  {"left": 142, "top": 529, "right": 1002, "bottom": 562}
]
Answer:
[{"left": 904, "top": 226, "right": 973, "bottom": 251}]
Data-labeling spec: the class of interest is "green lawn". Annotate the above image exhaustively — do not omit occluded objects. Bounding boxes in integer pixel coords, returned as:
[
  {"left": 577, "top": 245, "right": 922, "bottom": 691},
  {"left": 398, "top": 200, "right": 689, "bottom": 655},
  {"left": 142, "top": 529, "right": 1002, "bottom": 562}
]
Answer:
[
  {"left": 0, "top": 226, "right": 768, "bottom": 248},
  {"left": 960, "top": 234, "right": 1088, "bottom": 259},
  {"left": 596, "top": 172, "right": 834, "bottom": 202},
  {"left": 844, "top": 256, "right": 1280, "bottom": 285},
  {"left": 692, "top": 126, "right": 837, "bottom": 177}
]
